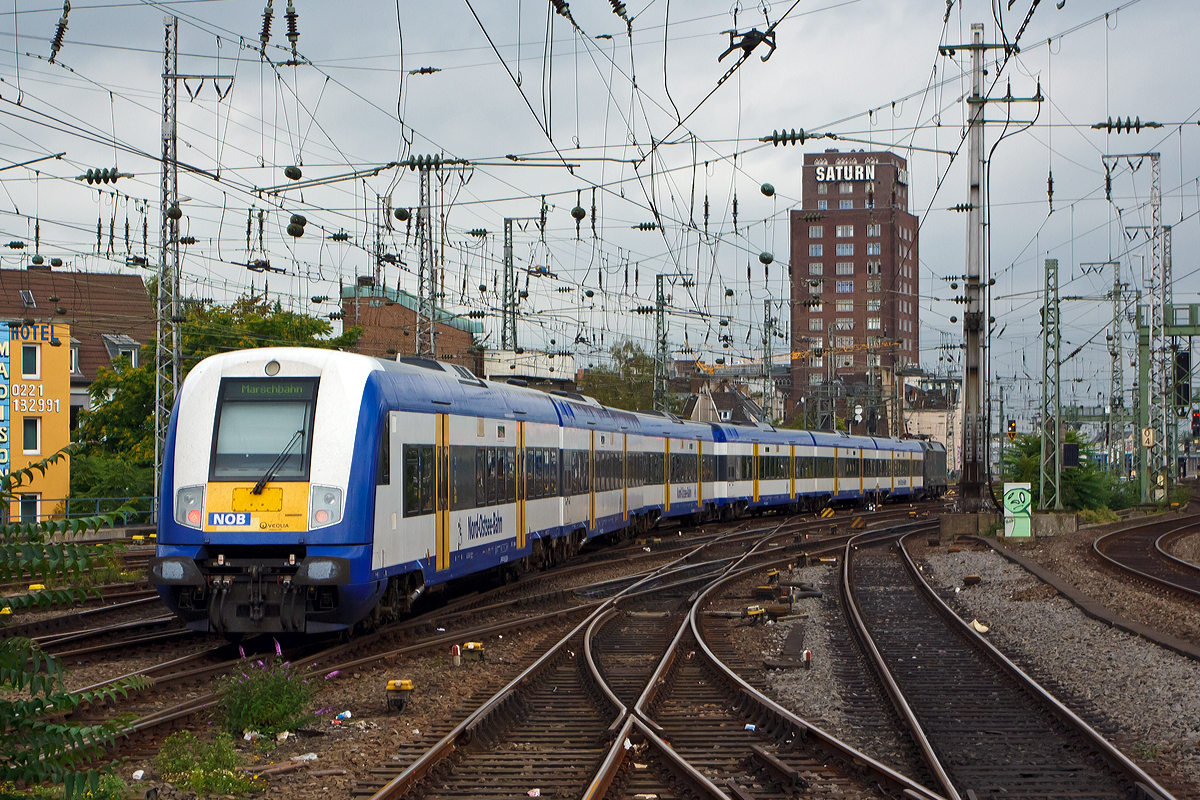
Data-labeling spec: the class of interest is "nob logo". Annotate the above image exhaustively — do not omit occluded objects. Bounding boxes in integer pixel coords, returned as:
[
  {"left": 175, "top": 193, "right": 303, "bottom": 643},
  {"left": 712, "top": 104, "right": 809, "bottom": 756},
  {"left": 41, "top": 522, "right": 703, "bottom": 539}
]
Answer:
[{"left": 208, "top": 512, "right": 250, "bottom": 527}]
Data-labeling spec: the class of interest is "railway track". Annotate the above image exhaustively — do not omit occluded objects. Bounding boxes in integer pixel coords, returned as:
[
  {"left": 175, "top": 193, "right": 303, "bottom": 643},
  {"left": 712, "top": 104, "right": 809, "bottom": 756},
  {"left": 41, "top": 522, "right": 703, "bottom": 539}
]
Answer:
[
  {"left": 362, "top": 520, "right": 945, "bottom": 800},
  {"left": 1094, "top": 514, "right": 1200, "bottom": 600},
  {"left": 842, "top": 531, "right": 1175, "bottom": 800}
]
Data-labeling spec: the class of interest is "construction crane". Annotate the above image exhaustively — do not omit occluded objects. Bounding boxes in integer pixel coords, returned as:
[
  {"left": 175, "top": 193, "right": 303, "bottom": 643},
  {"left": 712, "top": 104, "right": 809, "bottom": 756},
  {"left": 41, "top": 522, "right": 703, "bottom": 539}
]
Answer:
[{"left": 692, "top": 339, "right": 902, "bottom": 374}]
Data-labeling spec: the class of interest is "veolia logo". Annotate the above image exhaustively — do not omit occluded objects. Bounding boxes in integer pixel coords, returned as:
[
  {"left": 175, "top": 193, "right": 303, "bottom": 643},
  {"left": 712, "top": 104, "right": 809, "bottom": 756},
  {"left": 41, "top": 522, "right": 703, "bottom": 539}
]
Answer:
[{"left": 208, "top": 512, "right": 250, "bottom": 526}]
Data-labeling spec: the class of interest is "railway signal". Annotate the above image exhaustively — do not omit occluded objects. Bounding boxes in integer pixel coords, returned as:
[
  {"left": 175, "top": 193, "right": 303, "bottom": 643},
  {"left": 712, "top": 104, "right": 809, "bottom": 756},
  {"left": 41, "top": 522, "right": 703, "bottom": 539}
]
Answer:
[{"left": 1007, "top": 419, "right": 1017, "bottom": 441}]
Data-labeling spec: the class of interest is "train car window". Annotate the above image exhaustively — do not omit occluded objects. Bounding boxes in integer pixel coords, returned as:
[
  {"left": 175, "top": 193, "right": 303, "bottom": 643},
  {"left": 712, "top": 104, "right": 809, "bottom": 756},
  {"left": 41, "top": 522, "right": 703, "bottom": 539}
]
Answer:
[
  {"left": 475, "top": 448, "right": 486, "bottom": 506},
  {"left": 506, "top": 448, "right": 517, "bottom": 503},
  {"left": 403, "top": 445, "right": 420, "bottom": 517},
  {"left": 549, "top": 449, "right": 560, "bottom": 496},
  {"left": 377, "top": 426, "right": 390, "bottom": 486},
  {"left": 419, "top": 445, "right": 435, "bottom": 514},
  {"left": 485, "top": 448, "right": 496, "bottom": 505}
]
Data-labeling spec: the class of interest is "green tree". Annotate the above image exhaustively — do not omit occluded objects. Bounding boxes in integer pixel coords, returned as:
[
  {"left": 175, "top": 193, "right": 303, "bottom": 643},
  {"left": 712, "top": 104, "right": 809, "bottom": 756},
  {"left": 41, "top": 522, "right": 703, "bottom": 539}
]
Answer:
[
  {"left": 74, "top": 293, "right": 362, "bottom": 483},
  {"left": 577, "top": 341, "right": 678, "bottom": 413},
  {"left": 1001, "top": 431, "right": 1122, "bottom": 511},
  {"left": 0, "top": 446, "right": 149, "bottom": 796}
]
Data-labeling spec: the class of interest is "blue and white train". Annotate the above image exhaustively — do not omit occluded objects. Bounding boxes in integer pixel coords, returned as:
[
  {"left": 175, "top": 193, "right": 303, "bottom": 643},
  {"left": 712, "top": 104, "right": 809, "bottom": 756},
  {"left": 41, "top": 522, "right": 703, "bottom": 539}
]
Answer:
[{"left": 150, "top": 348, "right": 946, "bottom": 635}]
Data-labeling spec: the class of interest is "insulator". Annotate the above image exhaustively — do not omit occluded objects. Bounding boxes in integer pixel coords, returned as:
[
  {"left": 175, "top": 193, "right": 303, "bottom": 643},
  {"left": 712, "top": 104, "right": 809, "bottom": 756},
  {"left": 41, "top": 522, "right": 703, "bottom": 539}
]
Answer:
[
  {"left": 720, "top": 319, "right": 729, "bottom": 327},
  {"left": 31, "top": 254, "right": 44, "bottom": 265},
  {"left": 48, "top": 2, "right": 69, "bottom": 63},
  {"left": 260, "top": 1, "right": 274, "bottom": 48},
  {"left": 725, "top": 288, "right": 734, "bottom": 297},
  {"left": 585, "top": 289, "right": 594, "bottom": 298},
  {"left": 571, "top": 205, "right": 586, "bottom": 222},
  {"left": 467, "top": 228, "right": 488, "bottom": 237},
  {"left": 395, "top": 208, "right": 411, "bottom": 222},
  {"left": 760, "top": 128, "right": 806, "bottom": 146},
  {"left": 633, "top": 222, "right": 658, "bottom": 231},
  {"left": 519, "top": 289, "right": 529, "bottom": 299},
  {"left": 287, "top": 223, "right": 304, "bottom": 237},
  {"left": 8, "top": 241, "right": 25, "bottom": 249},
  {"left": 550, "top": 0, "right": 572, "bottom": 22},
  {"left": 285, "top": 1, "right": 299, "bottom": 47},
  {"left": 328, "top": 311, "right": 344, "bottom": 320},
  {"left": 330, "top": 231, "right": 349, "bottom": 242},
  {"left": 478, "top": 283, "right": 487, "bottom": 293},
  {"left": 167, "top": 205, "right": 182, "bottom": 221},
  {"left": 608, "top": 0, "right": 628, "bottom": 19},
  {"left": 760, "top": 183, "right": 775, "bottom": 197},
  {"left": 759, "top": 251, "right": 774, "bottom": 265},
  {"left": 51, "top": 257, "right": 63, "bottom": 267},
  {"left": 179, "top": 236, "right": 197, "bottom": 245},
  {"left": 732, "top": 194, "right": 738, "bottom": 231},
  {"left": 311, "top": 295, "right": 328, "bottom": 304},
  {"left": 285, "top": 165, "right": 302, "bottom": 180},
  {"left": 290, "top": 213, "right": 307, "bottom": 227},
  {"left": 403, "top": 154, "right": 443, "bottom": 171}
]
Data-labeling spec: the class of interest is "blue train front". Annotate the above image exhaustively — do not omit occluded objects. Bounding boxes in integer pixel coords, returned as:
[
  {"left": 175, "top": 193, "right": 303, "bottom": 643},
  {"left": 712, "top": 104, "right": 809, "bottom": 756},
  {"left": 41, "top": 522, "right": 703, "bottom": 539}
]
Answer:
[{"left": 150, "top": 348, "right": 390, "bottom": 634}]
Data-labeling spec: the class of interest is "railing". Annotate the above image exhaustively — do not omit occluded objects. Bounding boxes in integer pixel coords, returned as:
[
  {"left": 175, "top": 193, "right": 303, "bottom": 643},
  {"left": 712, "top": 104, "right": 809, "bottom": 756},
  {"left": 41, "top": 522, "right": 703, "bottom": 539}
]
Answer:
[{"left": 5, "top": 496, "right": 157, "bottom": 526}]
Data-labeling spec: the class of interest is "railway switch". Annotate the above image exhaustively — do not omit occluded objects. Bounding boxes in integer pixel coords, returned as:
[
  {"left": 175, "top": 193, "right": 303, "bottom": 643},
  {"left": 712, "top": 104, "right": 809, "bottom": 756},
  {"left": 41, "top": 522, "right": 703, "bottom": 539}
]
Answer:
[{"left": 386, "top": 679, "right": 414, "bottom": 712}]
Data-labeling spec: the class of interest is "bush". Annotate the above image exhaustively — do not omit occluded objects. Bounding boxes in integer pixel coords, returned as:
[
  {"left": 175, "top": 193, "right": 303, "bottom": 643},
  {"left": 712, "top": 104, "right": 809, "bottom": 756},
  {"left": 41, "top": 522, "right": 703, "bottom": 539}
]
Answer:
[
  {"left": 216, "top": 654, "right": 314, "bottom": 741},
  {"left": 154, "top": 731, "right": 259, "bottom": 795},
  {"left": 1077, "top": 507, "right": 1120, "bottom": 525}
]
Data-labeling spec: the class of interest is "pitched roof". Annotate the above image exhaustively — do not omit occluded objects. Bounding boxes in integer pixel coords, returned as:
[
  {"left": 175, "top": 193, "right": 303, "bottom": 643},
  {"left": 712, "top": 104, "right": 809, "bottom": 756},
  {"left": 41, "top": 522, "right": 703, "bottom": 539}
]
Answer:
[{"left": 0, "top": 266, "right": 154, "bottom": 384}]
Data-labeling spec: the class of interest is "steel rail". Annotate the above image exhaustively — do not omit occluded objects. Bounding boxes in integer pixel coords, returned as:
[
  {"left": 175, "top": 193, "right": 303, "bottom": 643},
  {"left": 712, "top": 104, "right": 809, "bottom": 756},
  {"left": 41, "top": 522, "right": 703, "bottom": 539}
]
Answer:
[{"left": 898, "top": 531, "right": 1176, "bottom": 800}]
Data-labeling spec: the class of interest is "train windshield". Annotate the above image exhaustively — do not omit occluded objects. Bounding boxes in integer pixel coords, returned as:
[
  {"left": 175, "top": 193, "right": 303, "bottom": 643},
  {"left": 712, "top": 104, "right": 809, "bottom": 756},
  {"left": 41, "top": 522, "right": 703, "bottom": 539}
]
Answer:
[{"left": 210, "top": 378, "right": 319, "bottom": 481}]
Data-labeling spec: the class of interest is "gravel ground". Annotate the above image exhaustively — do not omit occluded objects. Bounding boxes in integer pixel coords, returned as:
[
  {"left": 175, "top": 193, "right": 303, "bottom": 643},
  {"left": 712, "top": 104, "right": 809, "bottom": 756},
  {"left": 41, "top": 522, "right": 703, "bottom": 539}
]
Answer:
[
  {"left": 917, "top": 543, "right": 1200, "bottom": 795},
  {"left": 1167, "top": 530, "right": 1200, "bottom": 565}
]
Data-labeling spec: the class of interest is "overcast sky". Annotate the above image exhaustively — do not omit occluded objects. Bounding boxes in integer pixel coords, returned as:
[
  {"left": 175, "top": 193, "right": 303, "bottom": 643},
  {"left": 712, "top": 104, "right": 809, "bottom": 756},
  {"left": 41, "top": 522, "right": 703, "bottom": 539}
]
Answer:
[{"left": 0, "top": 0, "right": 1194, "bottom": 418}]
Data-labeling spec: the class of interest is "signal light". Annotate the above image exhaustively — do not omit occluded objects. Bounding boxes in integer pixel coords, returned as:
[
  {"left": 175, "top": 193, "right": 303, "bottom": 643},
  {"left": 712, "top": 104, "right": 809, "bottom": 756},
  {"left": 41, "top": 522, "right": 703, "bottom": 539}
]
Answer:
[
  {"left": 1007, "top": 419, "right": 1016, "bottom": 441},
  {"left": 1192, "top": 410, "right": 1199, "bottom": 438}
]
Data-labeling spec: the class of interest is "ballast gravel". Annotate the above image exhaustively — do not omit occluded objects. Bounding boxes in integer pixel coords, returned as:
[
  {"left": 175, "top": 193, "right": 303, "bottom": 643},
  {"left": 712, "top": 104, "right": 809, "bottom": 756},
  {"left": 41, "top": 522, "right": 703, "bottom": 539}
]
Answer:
[{"left": 919, "top": 546, "right": 1200, "bottom": 793}]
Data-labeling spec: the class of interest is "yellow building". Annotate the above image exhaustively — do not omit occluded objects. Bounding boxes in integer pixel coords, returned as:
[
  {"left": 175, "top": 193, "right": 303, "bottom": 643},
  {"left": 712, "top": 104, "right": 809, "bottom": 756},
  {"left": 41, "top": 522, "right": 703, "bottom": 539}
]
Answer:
[{"left": 2, "top": 322, "right": 71, "bottom": 523}]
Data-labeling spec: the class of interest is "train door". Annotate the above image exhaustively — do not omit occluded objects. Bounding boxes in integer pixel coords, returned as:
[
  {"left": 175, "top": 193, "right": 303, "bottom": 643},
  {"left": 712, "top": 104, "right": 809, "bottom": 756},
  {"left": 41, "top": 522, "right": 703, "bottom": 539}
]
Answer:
[
  {"left": 517, "top": 421, "right": 526, "bottom": 550},
  {"left": 858, "top": 450, "right": 864, "bottom": 495},
  {"left": 833, "top": 447, "right": 840, "bottom": 497},
  {"left": 752, "top": 443, "right": 760, "bottom": 503},
  {"left": 789, "top": 444, "right": 796, "bottom": 499},
  {"left": 622, "top": 433, "right": 629, "bottom": 521},
  {"left": 664, "top": 439, "right": 671, "bottom": 513},
  {"left": 435, "top": 413, "right": 450, "bottom": 572},
  {"left": 697, "top": 440, "right": 703, "bottom": 508},
  {"left": 589, "top": 430, "right": 596, "bottom": 530}
]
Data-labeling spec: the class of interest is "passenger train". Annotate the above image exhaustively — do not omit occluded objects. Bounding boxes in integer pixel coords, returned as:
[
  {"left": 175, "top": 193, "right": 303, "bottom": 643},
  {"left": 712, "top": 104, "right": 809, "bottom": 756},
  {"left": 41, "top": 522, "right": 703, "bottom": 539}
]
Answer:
[{"left": 150, "top": 348, "right": 946, "bottom": 635}]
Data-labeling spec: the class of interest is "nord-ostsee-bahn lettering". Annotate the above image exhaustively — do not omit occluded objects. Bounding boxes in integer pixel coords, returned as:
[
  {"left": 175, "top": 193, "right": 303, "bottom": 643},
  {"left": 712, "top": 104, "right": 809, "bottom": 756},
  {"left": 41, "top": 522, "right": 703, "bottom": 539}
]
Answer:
[
  {"left": 0, "top": 333, "right": 9, "bottom": 473},
  {"left": 150, "top": 348, "right": 947, "bottom": 637}
]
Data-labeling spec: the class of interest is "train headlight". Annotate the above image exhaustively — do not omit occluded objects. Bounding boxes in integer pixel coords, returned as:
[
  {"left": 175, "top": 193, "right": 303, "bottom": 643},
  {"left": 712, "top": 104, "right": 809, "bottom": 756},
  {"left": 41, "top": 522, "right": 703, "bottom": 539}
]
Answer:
[
  {"left": 310, "top": 485, "right": 343, "bottom": 529},
  {"left": 175, "top": 486, "right": 205, "bottom": 529}
]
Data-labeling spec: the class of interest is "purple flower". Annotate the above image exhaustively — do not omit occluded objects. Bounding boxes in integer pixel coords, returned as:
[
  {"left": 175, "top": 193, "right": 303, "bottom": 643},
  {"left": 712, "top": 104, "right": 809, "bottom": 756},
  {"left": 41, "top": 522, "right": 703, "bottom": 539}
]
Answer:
[
  {"left": 238, "top": 646, "right": 246, "bottom": 659},
  {"left": 256, "top": 660, "right": 263, "bottom": 667},
  {"left": 274, "top": 638, "right": 282, "bottom": 657},
  {"left": 315, "top": 707, "right": 333, "bottom": 716},
  {"left": 324, "top": 670, "right": 340, "bottom": 680}
]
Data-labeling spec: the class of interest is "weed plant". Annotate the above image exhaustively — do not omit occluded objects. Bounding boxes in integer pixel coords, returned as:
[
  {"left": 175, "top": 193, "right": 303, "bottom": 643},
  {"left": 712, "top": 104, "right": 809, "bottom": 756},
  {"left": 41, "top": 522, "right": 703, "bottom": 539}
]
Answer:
[
  {"left": 216, "top": 652, "right": 314, "bottom": 741},
  {"left": 154, "top": 731, "right": 260, "bottom": 795}
]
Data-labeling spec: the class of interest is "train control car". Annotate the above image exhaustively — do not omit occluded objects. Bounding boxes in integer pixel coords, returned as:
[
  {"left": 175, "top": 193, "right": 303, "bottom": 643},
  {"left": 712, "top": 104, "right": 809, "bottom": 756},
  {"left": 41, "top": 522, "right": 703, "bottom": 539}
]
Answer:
[{"left": 150, "top": 348, "right": 931, "bottom": 636}]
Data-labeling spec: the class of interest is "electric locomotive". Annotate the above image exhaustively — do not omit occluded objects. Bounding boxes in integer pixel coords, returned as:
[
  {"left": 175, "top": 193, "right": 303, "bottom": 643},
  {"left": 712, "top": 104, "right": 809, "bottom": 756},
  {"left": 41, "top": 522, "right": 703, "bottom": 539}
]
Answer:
[{"left": 150, "top": 348, "right": 931, "bottom": 635}]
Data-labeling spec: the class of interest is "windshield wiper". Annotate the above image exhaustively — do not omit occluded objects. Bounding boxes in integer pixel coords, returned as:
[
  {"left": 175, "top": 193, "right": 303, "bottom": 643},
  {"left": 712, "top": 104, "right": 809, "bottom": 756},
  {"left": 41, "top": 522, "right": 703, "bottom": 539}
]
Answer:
[{"left": 251, "top": 430, "right": 304, "bottom": 495}]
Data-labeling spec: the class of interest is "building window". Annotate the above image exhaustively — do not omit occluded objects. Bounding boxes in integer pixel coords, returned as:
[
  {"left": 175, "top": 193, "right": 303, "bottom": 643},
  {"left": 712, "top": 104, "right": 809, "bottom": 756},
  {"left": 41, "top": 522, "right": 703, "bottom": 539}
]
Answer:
[
  {"left": 867, "top": 336, "right": 882, "bottom": 347},
  {"left": 836, "top": 299, "right": 853, "bottom": 312},
  {"left": 836, "top": 317, "right": 854, "bottom": 330},
  {"left": 810, "top": 280, "right": 824, "bottom": 295},
  {"left": 835, "top": 262, "right": 854, "bottom": 276},
  {"left": 809, "top": 263, "right": 823, "bottom": 276},
  {"left": 21, "top": 344, "right": 39, "bottom": 380},
  {"left": 867, "top": 223, "right": 881, "bottom": 237},
  {"left": 835, "top": 225, "right": 854, "bottom": 237},
  {"left": 809, "top": 372, "right": 823, "bottom": 383},
  {"left": 839, "top": 183, "right": 852, "bottom": 194},
  {"left": 867, "top": 354, "right": 881, "bottom": 367},
  {"left": 865, "top": 198, "right": 875, "bottom": 209},
  {"left": 840, "top": 200, "right": 853, "bottom": 210},
  {"left": 817, "top": 183, "right": 828, "bottom": 195},
  {"left": 867, "top": 280, "right": 882, "bottom": 293},
  {"left": 20, "top": 494, "right": 39, "bottom": 523},
  {"left": 867, "top": 261, "right": 882, "bottom": 275},
  {"left": 809, "top": 225, "right": 823, "bottom": 238},
  {"left": 867, "top": 299, "right": 882, "bottom": 312},
  {"left": 119, "top": 348, "right": 138, "bottom": 368},
  {"left": 867, "top": 243, "right": 882, "bottom": 256},
  {"left": 817, "top": 200, "right": 827, "bottom": 210},
  {"left": 835, "top": 243, "right": 854, "bottom": 256},
  {"left": 836, "top": 281, "right": 853, "bottom": 293},
  {"left": 835, "top": 336, "right": 854, "bottom": 348},
  {"left": 718, "top": 410, "right": 731, "bottom": 421},
  {"left": 867, "top": 317, "right": 882, "bottom": 330},
  {"left": 809, "top": 317, "right": 824, "bottom": 331},
  {"left": 809, "top": 244, "right": 823, "bottom": 257},
  {"left": 836, "top": 354, "right": 855, "bottom": 368},
  {"left": 22, "top": 417, "right": 40, "bottom": 455},
  {"left": 70, "top": 346, "right": 80, "bottom": 374}
]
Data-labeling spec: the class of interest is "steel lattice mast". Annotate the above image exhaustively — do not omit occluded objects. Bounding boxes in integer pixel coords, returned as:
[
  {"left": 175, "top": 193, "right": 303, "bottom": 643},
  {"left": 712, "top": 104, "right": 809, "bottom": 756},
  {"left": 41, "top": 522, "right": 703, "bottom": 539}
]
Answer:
[
  {"left": 154, "top": 15, "right": 180, "bottom": 513},
  {"left": 1039, "top": 258, "right": 1062, "bottom": 510}
]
